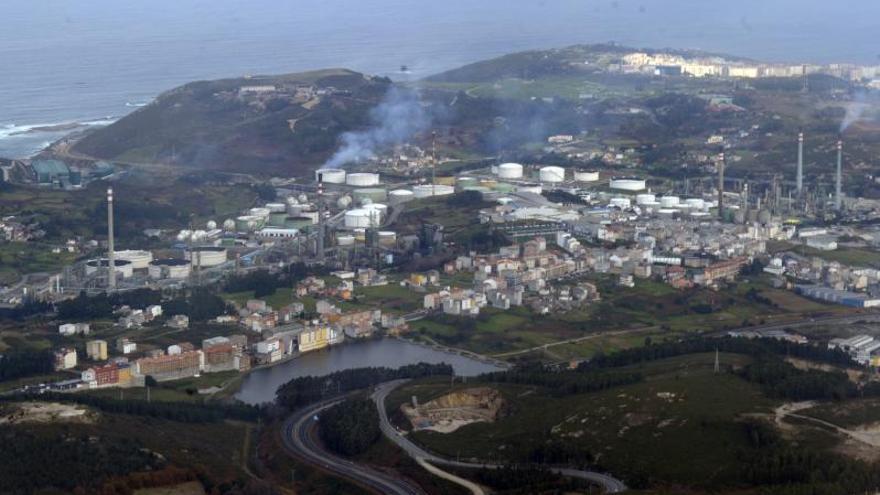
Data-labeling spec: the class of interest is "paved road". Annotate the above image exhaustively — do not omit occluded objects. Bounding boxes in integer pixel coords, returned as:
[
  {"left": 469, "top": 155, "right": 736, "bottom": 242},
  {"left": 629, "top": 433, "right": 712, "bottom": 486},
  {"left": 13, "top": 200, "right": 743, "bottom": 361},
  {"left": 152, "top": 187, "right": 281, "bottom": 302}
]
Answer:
[
  {"left": 371, "top": 380, "right": 628, "bottom": 494},
  {"left": 281, "top": 397, "right": 425, "bottom": 495}
]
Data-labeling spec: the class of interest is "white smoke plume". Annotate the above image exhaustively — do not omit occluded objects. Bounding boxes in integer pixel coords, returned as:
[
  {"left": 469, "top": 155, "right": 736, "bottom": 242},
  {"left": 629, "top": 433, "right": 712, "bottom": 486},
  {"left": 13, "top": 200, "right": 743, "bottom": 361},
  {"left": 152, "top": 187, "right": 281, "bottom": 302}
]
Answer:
[
  {"left": 324, "top": 86, "right": 429, "bottom": 169},
  {"left": 840, "top": 92, "right": 870, "bottom": 133}
]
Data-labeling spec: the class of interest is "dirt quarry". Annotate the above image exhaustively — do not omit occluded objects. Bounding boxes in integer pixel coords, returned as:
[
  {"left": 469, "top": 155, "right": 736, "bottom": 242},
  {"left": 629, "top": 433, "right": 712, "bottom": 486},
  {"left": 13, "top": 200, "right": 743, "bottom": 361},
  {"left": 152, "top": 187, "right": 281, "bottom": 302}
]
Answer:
[
  {"left": 401, "top": 387, "right": 505, "bottom": 433},
  {"left": 0, "top": 401, "right": 94, "bottom": 425}
]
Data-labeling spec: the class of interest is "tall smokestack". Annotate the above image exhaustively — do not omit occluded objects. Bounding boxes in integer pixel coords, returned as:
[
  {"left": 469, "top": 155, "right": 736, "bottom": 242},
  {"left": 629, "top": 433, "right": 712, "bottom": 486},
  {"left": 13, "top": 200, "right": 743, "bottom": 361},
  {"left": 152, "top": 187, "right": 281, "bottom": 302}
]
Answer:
[
  {"left": 835, "top": 139, "right": 843, "bottom": 211},
  {"left": 107, "top": 187, "right": 116, "bottom": 289},
  {"left": 718, "top": 152, "right": 725, "bottom": 220},
  {"left": 796, "top": 132, "right": 804, "bottom": 195},
  {"left": 316, "top": 175, "right": 325, "bottom": 261}
]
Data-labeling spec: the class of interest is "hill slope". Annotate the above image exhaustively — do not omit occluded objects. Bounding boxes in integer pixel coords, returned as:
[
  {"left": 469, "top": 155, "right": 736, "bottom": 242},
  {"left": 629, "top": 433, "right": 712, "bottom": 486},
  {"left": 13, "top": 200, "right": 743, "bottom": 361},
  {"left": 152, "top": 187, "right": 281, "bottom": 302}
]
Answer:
[{"left": 71, "top": 69, "right": 390, "bottom": 175}]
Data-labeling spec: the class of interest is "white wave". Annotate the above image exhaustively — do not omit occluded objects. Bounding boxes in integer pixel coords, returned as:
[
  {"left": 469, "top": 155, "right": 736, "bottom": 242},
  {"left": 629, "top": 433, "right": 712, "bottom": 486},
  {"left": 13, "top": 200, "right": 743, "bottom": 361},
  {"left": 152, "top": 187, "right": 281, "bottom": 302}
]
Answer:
[
  {"left": 0, "top": 117, "right": 118, "bottom": 140},
  {"left": 125, "top": 101, "right": 149, "bottom": 107}
]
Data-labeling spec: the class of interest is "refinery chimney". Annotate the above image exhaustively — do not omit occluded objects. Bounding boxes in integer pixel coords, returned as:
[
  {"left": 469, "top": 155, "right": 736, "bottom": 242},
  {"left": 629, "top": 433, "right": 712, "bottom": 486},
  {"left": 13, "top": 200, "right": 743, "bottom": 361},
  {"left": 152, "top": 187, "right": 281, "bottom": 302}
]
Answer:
[
  {"left": 717, "top": 151, "right": 725, "bottom": 220},
  {"left": 796, "top": 132, "right": 804, "bottom": 195},
  {"left": 107, "top": 187, "right": 116, "bottom": 289},
  {"left": 316, "top": 174, "right": 325, "bottom": 261},
  {"left": 835, "top": 139, "right": 843, "bottom": 210}
]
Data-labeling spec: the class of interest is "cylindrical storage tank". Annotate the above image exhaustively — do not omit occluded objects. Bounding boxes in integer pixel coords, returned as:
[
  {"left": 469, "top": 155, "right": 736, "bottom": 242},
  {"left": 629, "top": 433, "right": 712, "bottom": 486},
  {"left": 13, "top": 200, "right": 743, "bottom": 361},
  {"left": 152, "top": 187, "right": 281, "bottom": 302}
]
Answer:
[
  {"left": 344, "top": 209, "right": 374, "bottom": 228},
  {"left": 345, "top": 172, "right": 380, "bottom": 186},
  {"left": 113, "top": 250, "right": 153, "bottom": 270},
  {"left": 265, "top": 202, "right": 286, "bottom": 213},
  {"left": 685, "top": 198, "right": 706, "bottom": 210},
  {"left": 660, "top": 196, "right": 680, "bottom": 208},
  {"left": 412, "top": 184, "right": 455, "bottom": 198},
  {"left": 315, "top": 168, "right": 346, "bottom": 184},
  {"left": 249, "top": 207, "right": 271, "bottom": 218},
  {"left": 456, "top": 177, "right": 478, "bottom": 191},
  {"left": 610, "top": 177, "right": 647, "bottom": 191},
  {"left": 352, "top": 228, "right": 367, "bottom": 241},
  {"left": 185, "top": 246, "right": 227, "bottom": 267},
  {"left": 517, "top": 183, "right": 543, "bottom": 194},
  {"left": 657, "top": 208, "right": 678, "bottom": 216},
  {"left": 352, "top": 188, "right": 388, "bottom": 204},
  {"left": 286, "top": 204, "right": 304, "bottom": 217},
  {"left": 236, "top": 215, "right": 262, "bottom": 232},
  {"left": 574, "top": 170, "right": 600, "bottom": 182},
  {"left": 86, "top": 259, "right": 134, "bottom": 279},
  {"left": 539, "top": 166, "right": 565, "bottom": 183},
  {"left": 493, "top": 182, "right": 517, "bottom": 193},
  {"left": 377, "top": 231, "right": 397, "bottom": 247},
  {"left": 479, "top": 179, "right": 497, "bottom": 189},
  {"left": 336, "top": 234, "right": 355, "bottom": 246},
  {"left": 267, "top": 212, "right": 287, "bottom": 227},
  {"left": 389, "top": 189, "right": 415, "bottom": 204},
  {"left": 636, "top": 194, "right": 656, "bottom": 206},
  {"left": 285, "top": 216, "right": 314, "bottom": 229},
  {"left": 148, "top": 258, "right": 191, "bottom": 280},
  {"left": 610, "top": 197, "right": 632, "bottom": 208},
  {"left": 497, "top": 163, "right": 524, "bottom": 179}
]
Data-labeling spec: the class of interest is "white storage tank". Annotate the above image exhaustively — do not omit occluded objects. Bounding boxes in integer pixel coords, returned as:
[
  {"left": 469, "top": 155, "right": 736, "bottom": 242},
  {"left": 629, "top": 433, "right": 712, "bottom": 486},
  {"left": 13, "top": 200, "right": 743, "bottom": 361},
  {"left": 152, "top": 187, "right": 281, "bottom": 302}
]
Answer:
[
  {"left": 346, "top": 172, "right": 380, "bottom": 186},
  {"left": 685, "top": 198, "right": 706, "bottom": 210},
  {"left": 539, "top": 166, "right": 565, "bottom": 183},
  {"left": 185, "top": 246, "right": 228, "bottom": 267},
  {"left": 86, "top": 259, "right": 134, "bottom": 279},
  {"left": 574, "top": 170, "right": 600, "bottom": 182},
  {"left": 389, "top": 189, "right": 415, "bottom": 203},
  {"left": 249, "top": 207, "right": 271, "bottom": 218},
  {"left": 610, "top": 197, "right": 632, "bottom": 208},
  {"left": 610, "top": 177, "right": 647, "bottom": 191},
  {"left": 412, "top": 184, "right": 454, "bottom": 198},
  {"left": 517, "top": 183, "right": 543, "bottom": 194},
  {"left": 497, "top": 162, "right": 524, "bottom": 179},
  {"left": 636, "top": 194, "right": 656, "bottom": 206},
  {"left": 113, "top": 250, "right": 153, "bottom": 270},
  {"left": 265, "top": 203, "right": 287, "bottom": 213},
  {"left": 148, "top": 258, "right": 191, "bottom": 280},
  {"left": 660, "top": 196, "right": 680, "bottom": 208},
  {"left": 236, "top": 215, "right": 262, "bottom": 232},
  {"left": 377, "top": 231, "right": 397, "bottom": 247},
  {"left": 344, "top": 209, "right": 380, "bottom": 228},
  {"left": 337, "top": 195, "right": 353, "bottom": 209},
  {"left": 336, "top": 234, "right": 355, "bottom": 246},
  {"left": 315, "top": 168, "right": 346, "bottom": 184},
  {"left": 222, "top": 219, "right": 236, "bottom": 231}
]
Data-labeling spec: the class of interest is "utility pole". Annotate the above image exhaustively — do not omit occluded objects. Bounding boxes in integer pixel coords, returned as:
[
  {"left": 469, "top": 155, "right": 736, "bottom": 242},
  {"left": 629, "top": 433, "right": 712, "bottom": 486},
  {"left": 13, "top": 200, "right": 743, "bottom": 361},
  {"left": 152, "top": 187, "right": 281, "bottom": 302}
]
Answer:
[
  {"left": 714, "top": 348, "right": 720, "bottom": 374},
  {"left": 107, "top": 187, "right": 116, "bottom": 290}
]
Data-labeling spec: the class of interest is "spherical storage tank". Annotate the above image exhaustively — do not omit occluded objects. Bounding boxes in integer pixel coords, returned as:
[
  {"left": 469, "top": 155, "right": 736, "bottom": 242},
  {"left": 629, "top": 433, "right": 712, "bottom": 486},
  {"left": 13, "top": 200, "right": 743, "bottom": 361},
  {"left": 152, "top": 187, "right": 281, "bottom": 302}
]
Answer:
[
  {"left": 344, "top": 209, "right": 381, "bottom": 228},
  {"left": 149, "top": 258, "right": 191, "bottom": 280},
  {"left": 609, "top": 177, "right": 647, "bottom": 191},
  {"left": 337, "top": 195, "right": 353, "bottom": 209},
  {"left": 185, "top": 246, "right": 228, "bottom": 267},
  {"left": 86, "top": 259, "right": 134, "bottom": 279},
  {"left": 574, "top": 170, "right": 600, "bottom": 182},
  {"left": 345, "top": 173, "right": 380, "bottom": 186},
  {"left": 206, "top": 220, "right": 217, "bottom": 230},
  {"left": 497, "top": 162, "right": 524, "bottom": 179},
  {"left": 315, "top": 168, "right": 346, "bottom": 184},
  {"left": 222, "top": 219, "right": 236, "bottom": 231},
  {"left": 113, "top": 250, "right": 153, "bottom": 270},
  {"left": 539, "top": 166, "right": 565, "bottom": 183}
]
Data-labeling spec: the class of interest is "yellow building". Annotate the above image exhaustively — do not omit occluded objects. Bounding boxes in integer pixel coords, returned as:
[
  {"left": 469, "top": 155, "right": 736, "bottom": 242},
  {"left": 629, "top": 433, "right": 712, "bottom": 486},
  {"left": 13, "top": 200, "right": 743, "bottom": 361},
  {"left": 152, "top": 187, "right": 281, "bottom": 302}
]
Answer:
[
  {"left": 298, "top": 326, "right": 331, "bottom": 353},
  {"left": 86, "top": 340, "right": 108, "bottom": 361}
]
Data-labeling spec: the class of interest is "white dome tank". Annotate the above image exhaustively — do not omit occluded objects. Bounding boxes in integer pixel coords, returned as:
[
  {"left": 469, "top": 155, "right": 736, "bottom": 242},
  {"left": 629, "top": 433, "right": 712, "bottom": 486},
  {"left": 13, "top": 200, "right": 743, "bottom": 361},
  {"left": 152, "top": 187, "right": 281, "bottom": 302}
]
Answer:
[
  {"left": 497, "top": 162, "right": 524, "bottom": 179},
  {"left": 636, "top": 194, "right": 656, "bottom": 205},
  {"left": 222, "top": 219, "right": 236, "bottom": 231},
  {"left": 285, "top": 195, "right": 299, "bottom": 206},
  {"left": 337, "top": 195, "right": 353, "bottom": 209},
  {"left": 344, "top": 209, "right": 381, "bottom": 228},
  {"left": 315, "top": 168, "right": 346, "bottom": 184},
  {"left": 389, "top": 189, "right": 415, "bottom": 203},
  {"left": 206, "top": 220, "right": 217, "bottom": 230},
  {"left": 412, "top": 184, "right": 454, "bottom": 198},
  {"left": 610, "top": 177, "right": 647, "bottom": 191},
  {"left": 539, "top": 166, "right": 565, "bottom": 183}
]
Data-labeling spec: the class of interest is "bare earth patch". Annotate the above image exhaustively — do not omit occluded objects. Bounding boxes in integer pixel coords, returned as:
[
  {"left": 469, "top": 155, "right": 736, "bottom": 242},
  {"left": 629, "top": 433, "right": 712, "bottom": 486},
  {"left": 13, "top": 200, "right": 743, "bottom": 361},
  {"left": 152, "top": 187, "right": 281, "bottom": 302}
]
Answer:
[
  {"left": 0, "top": 401, "right": 95, "bottom": 425},
  {"left": 402, "top": 387, "right": 505, "bottom": 433}
]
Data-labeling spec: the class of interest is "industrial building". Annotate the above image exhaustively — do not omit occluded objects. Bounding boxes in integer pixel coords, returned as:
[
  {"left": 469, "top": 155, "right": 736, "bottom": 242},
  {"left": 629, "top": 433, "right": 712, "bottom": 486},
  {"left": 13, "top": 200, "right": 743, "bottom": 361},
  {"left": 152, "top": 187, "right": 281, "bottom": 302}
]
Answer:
[{"left": 795, "top": 285, "right": 880, "bottom": 308}]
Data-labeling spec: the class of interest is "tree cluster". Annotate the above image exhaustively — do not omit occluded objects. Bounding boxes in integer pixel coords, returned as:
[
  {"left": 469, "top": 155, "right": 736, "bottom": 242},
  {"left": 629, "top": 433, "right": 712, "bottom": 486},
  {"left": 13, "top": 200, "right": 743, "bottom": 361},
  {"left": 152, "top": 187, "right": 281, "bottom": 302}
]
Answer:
[
  {"left": 0, "top": 349, "right": 54, "bottom": 382},
  {"left": 275, "top": 363, "right": 453, "bottom": 409},
  {"left": 479, "top": 367, "right": 642, "bottom": 397},
  {"left": 317, "top": 398, "right": 381, "bottom": 456}
]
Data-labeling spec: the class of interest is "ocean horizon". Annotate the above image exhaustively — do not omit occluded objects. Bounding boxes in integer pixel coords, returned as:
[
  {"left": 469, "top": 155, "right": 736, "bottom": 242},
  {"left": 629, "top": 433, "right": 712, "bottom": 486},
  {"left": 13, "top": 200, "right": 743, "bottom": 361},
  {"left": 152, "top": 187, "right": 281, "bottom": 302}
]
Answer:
[{"left": 2, "top": 0, "right": 879, "bottom": 158}]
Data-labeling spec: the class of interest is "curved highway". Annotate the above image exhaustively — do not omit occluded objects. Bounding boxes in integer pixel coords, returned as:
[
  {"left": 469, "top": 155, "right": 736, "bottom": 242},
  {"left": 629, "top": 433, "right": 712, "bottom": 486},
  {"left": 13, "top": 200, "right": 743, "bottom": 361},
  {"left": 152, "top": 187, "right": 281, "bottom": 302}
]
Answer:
[
  {"left": 372, "top": 380, "right": 628, "bottom": 494},
  {"left": 281, "top": 397, "right": 425, "bottom": 495}
]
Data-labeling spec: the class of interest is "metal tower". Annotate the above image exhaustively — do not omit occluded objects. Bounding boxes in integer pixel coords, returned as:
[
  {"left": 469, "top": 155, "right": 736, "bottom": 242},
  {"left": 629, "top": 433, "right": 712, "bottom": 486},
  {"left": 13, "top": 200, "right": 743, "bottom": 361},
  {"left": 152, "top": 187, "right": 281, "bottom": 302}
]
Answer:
[
  {"left": 835, "top": 139, "right": 843, "bottom": 211},
  {"left": 796, "top": 132, "right": 804, "bottom": 195}
]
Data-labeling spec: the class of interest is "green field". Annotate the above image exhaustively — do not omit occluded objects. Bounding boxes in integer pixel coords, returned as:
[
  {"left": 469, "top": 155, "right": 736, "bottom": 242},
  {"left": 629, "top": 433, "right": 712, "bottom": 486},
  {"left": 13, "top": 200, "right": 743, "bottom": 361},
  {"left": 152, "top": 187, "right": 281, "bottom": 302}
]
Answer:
[
  {"left": 0, "top": 242, "right": 78, "bottom": 285},
  {"left": 389, "top": 352, "right": 776, "bottom": 490}
]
